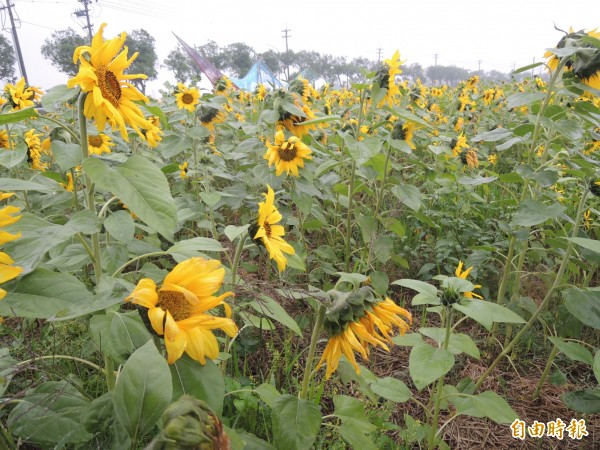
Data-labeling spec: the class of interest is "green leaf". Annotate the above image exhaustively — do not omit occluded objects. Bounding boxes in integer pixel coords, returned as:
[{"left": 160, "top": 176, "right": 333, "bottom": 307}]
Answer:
[
  {"left": 368, "top": 376, "right": 412, "bottom": 403},
  {"left": 105, "top": 210, "right": 136, "bottom": 243},
  {"left": 392, "top": 333, "right": 425, "bottom": 347},
  {"left": 41, "top": 84, "right": 79, "bottom": 111},
  {"left": 51, "top": 141, "right": 81, "bottom": 171},
  {"left": 548, "top": 336, "right": 594, "bottom": 365},
  {"left": 0, "top": 177, "right": 56, "bottom": 191},
  {"left": 472, "top": 391, "right": 518, "bottom": 424},
  {"left": 595, "top": 351, "right": 600, "bottom": 384},
  {"left": 168, "top": 237, "right": 225, "bottom": 261},
  {"left": 339, "top": 424, "right": 378, "bottom": 450},
  {"left": 170, "top": 355, "right": 225, "bottom": 415},
  {"left": 233, "top": 429, "right": 277, "bottom": 450},
  {"left": 7, "top": 381, "right": 92, "bottom": 445},
  {"left": 563, "top": 287, "right": 600, "bottom": 329},
  {"left": 109, "top": 311, "right": 153, "bottom": 362},
  {"left": 409, "top": 344, "right": 455, "bottom": 391},
  {"left": 113, "top": 340, "right": 172, "bottom": 441},
  {"left": 457, "top": 175, "right": 497, "bottom": 186},
  {"left": 453, "top": 299, "right": 525, "bottom": 331},
  {"left": 562, "top": 389, "right": 600, "bottom": 414},
  {"left": 419, "top": 328, "right": 480, "bottom": 359},
  {"left": 510, "top": 199, "right": 565, "bottom": 227},
  {"left": 224, "top": 224, "right": 249, "bottom": 242},
  {"left": 506, "top": 92, "right": 545, "bottom": 109},
  {"left": 0, "top": 268, "right": 92, "bottom": 319},
  {"left": 391, "top": 184, "right": 422, "bottom": 211},
  {"left": 0, "top": 145, "right": 26, "bottom": 168},
  {"left": 158, "top": 132, "right": 193, "bottom": 158},
  {"left": 285, "top": 252, "right": 306, "bottom": 272},
  {"left": 391, "top": 278, "right": 438, "bottom": 297},
  {"left": 567, "top": 237, "right": 600, "bottom": 254},
  {"left": 254, "top": 383, "right": 281, "bottom": 408},
  {"left": 0, "top": 106, "right": 37, "bottom": 125},
  {"left": 333, "top": 395, "right": 376, "bottom": 432},
  {"left": 272, "top": 394, "right": 321, "bottom": 450},
  {"left": 83, "top": 155, "right": 177, "bottom": 240},
  {"left": 471, "top": 127, "right": 513, "bottom": 142},
  {"left": 250, "top": 295, "right": 302, "bottom": 337},
  {"left": 335, "top": 272, "right": 369, "bottom": 289},
  {"left": 0, "top": 348, "right": 16, "bottom": 397},
  {"left": 298, "top": 114, "right": 341, "bottom": 126}
]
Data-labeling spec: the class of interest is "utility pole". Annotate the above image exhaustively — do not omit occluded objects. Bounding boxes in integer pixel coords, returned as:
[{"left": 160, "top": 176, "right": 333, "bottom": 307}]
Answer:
[
  {"left": 433, "top": 53, "right": 438, "bottom": 67},
  {"left": 281, "top": 24, "right": 291, "bottom": 80},
  {"left": 74, "top": 0, "right": 95, "bottom": 42},
  {"left": 478, "top": 59, "right": 482, "bottom": 72},
  {"left": 1, "top": 0, "right": 28, "bottom": 83},
  {"left": 531, "top": 57, "right": 535, "bottom": 77},
  {"left": 376, "top": 47, "right": 383, "bottom": 63}
]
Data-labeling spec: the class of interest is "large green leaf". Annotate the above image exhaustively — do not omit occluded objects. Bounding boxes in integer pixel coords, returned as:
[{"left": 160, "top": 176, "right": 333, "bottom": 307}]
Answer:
[
  {"left": 7, "top": 381, "right": 92, "bottom": 445},
  {"left": 448, "top": 388, "right": 518, "bottom": 424},
  {"left": 391, "top": 184, "right": 423, "bottom": 211},
  {"left": 368, "top": 376, "right": 412, "bottom": 403},
  {"left": 0, "top": 268, "right": 92, "bottom": 319},
  {"left": 0, "top": 144, "right": 26, "bottom": 168},
  {"left": 113, "top": 340, "right": 172, "bottom": 442},
  {"left": 419, "top": 328, "right": 480, "bottom": 359},
  {"left": 104, "top": 210, "right": 136, "bottom": 243},
  {"left": 563, "top": 287, "right": 600, "bottom": 329},
  {"left": 391, "top": 279, "right": 439, "bottom": 305},
  {"left": 170, "top": 355, "right": 225, "bottom": 415},
  {"left": 453, "top": 299, "right": 525, "bottom": 331},
  {"left": 562, "top": 389, "right": 600, "bottom": 414},
  {"left": 83, "top": 155, "right": 177, "bottom": 240},
  {"left": 333, "top": 395, "right": 376, "bottom": 432},
  {"left": 0, "top": 106, "right": 37, "bottom": 125},
  {"left": 409, "top": 344, "right": 455, "bottom": 391},
  {"left": 0, "top": 348, "right": 16, "bottom": 397},
  {"left": 567, "top": 237, "right": 600, "bottom": 254},
  {"left": 510, "top": 199, "right": 565, "bottom": 227},
  {"left": 0, "top": 177, "right": 56, "bottom": 191},
  {"left": 272, "top": 394, "right": 321, "bottom": 450},
  {"left": 167, "top": 237, "right": 225, "bottom": 261},
  {"left": 41, "top": 84, "right": 79, "bottom": 111},
  {"left": 548, "top": 336, "right": 594, "bottom": 365},
  {"left": 52, "top": 141, "right": 81, "bottom": 171},
  {"left": 595, "top": 351, "right": 600, "bottom": 384},
  {"left": 339, "top": 424, "right": 378, "bottom": 450},
  {"left": 250, "top": 295, "right": 303, "bottom": 337}
]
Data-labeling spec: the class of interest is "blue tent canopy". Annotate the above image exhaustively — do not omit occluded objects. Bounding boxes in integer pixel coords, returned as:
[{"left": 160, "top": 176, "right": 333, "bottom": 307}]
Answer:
[{"left": 231, "top": 60, "right": 284, "bottom": 91}]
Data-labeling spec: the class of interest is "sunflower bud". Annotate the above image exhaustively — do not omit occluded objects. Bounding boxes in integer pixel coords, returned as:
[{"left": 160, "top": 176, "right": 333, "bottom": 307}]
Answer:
[
  {"left": 145, "top": 396, "right": 230, "bottom": 450},
  {"left": 441, "top": 286, "right": 460, "bottom": 306}
]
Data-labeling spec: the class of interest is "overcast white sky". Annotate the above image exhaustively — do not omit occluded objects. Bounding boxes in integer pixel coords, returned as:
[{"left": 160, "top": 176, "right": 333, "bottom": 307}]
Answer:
[{"left": 1, "top": 0, "right": 599, "bottom": 96}]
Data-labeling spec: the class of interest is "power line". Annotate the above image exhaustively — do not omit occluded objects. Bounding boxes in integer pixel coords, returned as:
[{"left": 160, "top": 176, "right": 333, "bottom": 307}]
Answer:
[
  {"left": 0, "top": 0, "right": 28, "bottom": 82},
  {"left": 281, "top": 24, "right": 290, "bottom": 80},
  {"left": 73, "top": 0, "right": 95, "bottom": 41}
]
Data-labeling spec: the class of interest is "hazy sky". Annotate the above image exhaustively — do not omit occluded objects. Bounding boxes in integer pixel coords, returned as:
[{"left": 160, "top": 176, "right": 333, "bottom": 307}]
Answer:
[{"left": 1, "top": 0, "right": 599, "bottom": 95}]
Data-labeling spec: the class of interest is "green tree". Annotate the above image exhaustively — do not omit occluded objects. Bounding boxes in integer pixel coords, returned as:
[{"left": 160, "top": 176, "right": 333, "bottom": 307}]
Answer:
[
  {"left": 257, "top": 49, "right": 283, "bottom": 78},
  {"left": 40, "top": 28, "right": 86, "bottom": 76},
  {"left": 164, "top": 45, "right": 202, "bottom": 84},
  {"left": 124, "top": 29, "right": 158, "bottom": 94},
  {"left": 222, "top": 42, "right": 255, "bottom": 78},
  {"left": 426, "top": 65, "right": 471, "bottom": 84},
  {"left": 197, "top": 40, "right": 226, "bottom": 70},
  {"left": 0, "top": 34, "right": 16, "bottom": 81}
]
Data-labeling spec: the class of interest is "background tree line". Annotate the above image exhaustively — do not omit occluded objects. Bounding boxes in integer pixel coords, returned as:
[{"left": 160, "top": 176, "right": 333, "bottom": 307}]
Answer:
[{"left": 5, "top": 28, "right": 514, "bottom": 90}]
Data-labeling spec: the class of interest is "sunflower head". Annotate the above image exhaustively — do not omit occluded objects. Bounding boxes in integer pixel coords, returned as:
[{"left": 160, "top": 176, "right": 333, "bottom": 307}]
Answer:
[
  {"left": 2, "top": 78, "right": 43, "bottom": 110},
  {"left": 264, "top": 130, "right": 312, "bottom": 177}
]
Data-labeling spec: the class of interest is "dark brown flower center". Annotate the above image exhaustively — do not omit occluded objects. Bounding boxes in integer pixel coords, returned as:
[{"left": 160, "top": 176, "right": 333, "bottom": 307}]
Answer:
[
  {"left": 182, "top": 93, "right": 194, "bottom": 104},
  {"left": 278, "top": 141, "right": 297, "bottom": 162},
  {"left": 98, "top": 67, "right": 122, "bottom": 108},
  {"left": 156, "top": 290, "right": 190, "bottom": 322},
  {"left": 88, "top": 135, "right": 103, "bottom": 148},
  {"left": 263, "top": 221, "right": 272, "bottom": 237}
]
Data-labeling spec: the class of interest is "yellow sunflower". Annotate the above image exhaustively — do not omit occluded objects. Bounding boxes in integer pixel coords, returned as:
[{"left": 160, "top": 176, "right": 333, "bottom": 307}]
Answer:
[
  {"left": 0, "top": 252, "right": 23, "bottom": 300},
  {"left": 252, "top": 185, "right": 295, "bottom": 272},
  {"left": 67, "top": 23, "right": 156, "bottom": 142},
  {"left": 264, "top": 130, "right": 312, "bottom": 177},
  {"left": 390, "top": 121, "right": 416, "bottom": 150},
  {"left": 175, "top": 83, "right": 200, "bottom": 113},
  {"left": 214, "top": 76, "right": 233, "bottom": 96},
  {"left": 279, "top": 103, "right": 316, "bottom": 137},
  {"left": 179, "top": 161, "right": 189, "bottom": 178},
  {"left": 0, "top": 130, "right": 13, "bottom": 149},
  {"left": 2, "top": 77, "right": 43, "bottom": 110},
  {"left": 450, "top": 133, "right": 469, "bottom": 157},
  {"left": 24, "top": 129, "right": 46, "bottom": 171},
  {"left": 126, "top": 257, "right": 237, "bottom": 365},
  {"left": 455, "top": 261, "right": 483, "bottom": 299},
  {"left": 88, "top": 133, "right": 115, "bottom": 155},
  {"left": 199, "top": 105, "right": 226, "bottom": 132},
  {"left": 376, "top": 50, "right": 404, "bottom": 107},
  {"left": 317, "top": 296, "right": 411, "bottom": 379},
  {"left": 0, "top": 202, "right": 21, "bottom": 245}
]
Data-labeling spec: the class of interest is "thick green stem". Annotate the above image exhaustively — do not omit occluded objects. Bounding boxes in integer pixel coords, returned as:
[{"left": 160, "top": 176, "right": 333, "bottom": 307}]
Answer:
[
  {"left": 475, "top": 189, "right": 588, "bottom": 392},
  {"left": 429, "top": 307, "right": 453, "bottom": 450},
  {"left": 299, "top": 303, "right": 326, "bottom": 400},
  {"left": 344, "top": 159, "right": 357, "bottom": 272},
  {"left": 532, "top": 344, "right": 559, "bottom": 399}
]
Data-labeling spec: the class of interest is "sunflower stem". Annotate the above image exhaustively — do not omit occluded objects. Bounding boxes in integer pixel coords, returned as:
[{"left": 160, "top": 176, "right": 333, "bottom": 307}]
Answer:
[
  {"left": 344, "top": 159, "right": 357, "bottom": 272},
  {"left": 474, "top": 187, "right": 588, "bottom": 392},
  {"left": 428, "top": 307, "right": 453, "bottom": 450},
  {"left": 299, "top": 303, "right": 326, "bottom": 400},
  {"left": 111, "top": 251, "right": 170, "bottom": 277},
  {"left": 532, "top": 344, "right": 559, "bottom": 400},
  {"left": 77, "top": 92, "right": 102, "bottom": 285}
]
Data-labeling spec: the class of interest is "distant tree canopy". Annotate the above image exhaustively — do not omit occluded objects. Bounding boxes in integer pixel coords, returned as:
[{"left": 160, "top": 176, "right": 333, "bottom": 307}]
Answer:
[
  {"left": 40, "top": 28, "right": 87, "bottom": 77},
  {"left": 124, "top": 29, "right": 159, "bottom": 94},
  {"left": 426, "top": 65, "right": 471, "bottom": 84},
  {"left": 163, "top": 45, "right": 202, "bottom": 84},
  {"left": 0, "top": 34, "right": 16, "bottom": 81}
]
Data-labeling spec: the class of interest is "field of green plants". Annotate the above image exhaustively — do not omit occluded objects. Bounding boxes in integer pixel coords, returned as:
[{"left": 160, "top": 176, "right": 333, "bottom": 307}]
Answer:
[{"left": 0, "top": 24, "right": 599, "bottom": 449}]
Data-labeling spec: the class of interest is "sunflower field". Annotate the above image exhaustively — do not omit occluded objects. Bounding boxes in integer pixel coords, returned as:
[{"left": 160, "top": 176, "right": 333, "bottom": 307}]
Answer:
[{"left": 1, "top": 24, "right": 600, "bottom": 449}]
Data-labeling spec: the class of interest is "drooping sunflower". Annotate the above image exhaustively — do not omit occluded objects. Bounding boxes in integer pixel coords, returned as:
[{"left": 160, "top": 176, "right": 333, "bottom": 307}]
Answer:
[
  {"left": 24, "top": 129, "right": 46, "bottom": 171},
  {"left": 0, "top": 130, "right": 12, "bottom": 149},
  {"left": 316, "top": 288, "right": 412, "bottom": 379},
  {"left": 175, "top": 83, "right": 200, "bottom": 113},
  {"left": 126, "top": 257, "right": 237, "bottom": 365},
  {"left": 450, "top": 133, "right": 469, "bottom": 157},
  {"left": 2, "top": 77, "right": 43, "bottom": 110},
  {"left": 279, "top": 102, "right": 316, "bottom": 137},
  {"left": 251, "top": 185, "right": 295, "bottom": 272},
  {"left": 198, "top": 104, "right": 226, "bottom": 132},
  {"left": 264, "top": 130, "right": 312, "bottom": 177},
  {"left": 455, "top": 261, "right": 483, "bottom": 299},
  {"left": 88, "top": 133, "right": 115, "bottom": 155},
  {"left": 179, "top": 161, "right": 189, "bottom": 178},
  {"left": 390, "top": 121, "right": 416, "bottom": 150},
  {"left": 67, "top": 23, "right": 156, "bottom": 142},
  {"left": 461, "top": 148, "right": 479, "bottom": 168},
  {"left": 375, "top": 50, "right": 404, "bottom": 107},
  {"left": 213, "top": 76, "right": 233, "bottom": 96}
]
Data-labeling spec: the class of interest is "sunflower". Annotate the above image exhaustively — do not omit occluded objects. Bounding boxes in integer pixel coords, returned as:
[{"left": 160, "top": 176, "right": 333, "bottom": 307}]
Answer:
[
  {"left": 264, "top": 131, "right": 312, "bottom": 177},
  {"left": 0, "top": 130, "right": 12, "bottom": 149},
  {"left": 175, "top": 83, "right": 200, "bottom": 113},
  {"left": 252, "top": 185, "right": 295, "bottom": 272},
  {"left": 461, "top": 148, "right": 479, "bottom": 168},
  {"left": 214, "top": 76, "right": 233, "bottom": 96},
  {"left": 67, "top": 23, "right": 156, "bottom": 142},
  {"left": 126, "top": 257, "right": 237, "bottom": 365},
  {"left": 279, "top": 102, "right": 316, "bottom": 137},
  {"left": 450, "top": 133, "right": 469, "bottom": 157},
  {"left": 390, "top": 121, "right": 416, "bottom": 150},
  {"left": 375, "top": 50, "right": 403, "bottom": 107},
  {"left": 24, "top": 130, "right": 46, "bottom": 171},
  {"left": 179, "top": 161, "right": 189, "bottom": 178},
  {"left": 2, "top": 77, "right": 43, "bottom": 110},
  {"left": 455, "top": 261, "right": 483, "bottom": 299},
  {"left": 488, "top": 153, "right": 498, "bottom": 165},
  {"left": 316, "top": 292, "right": 411, "bottom": 379},
  {"left": 198, "top": 105, "right": 226, "bottom": 132},
  {"left": 0, "top": 202, "right": 21, "bottom": 245},
  {"left": 255, "top": 84, "right": 267, "bottom": 101},
  {"left": 88, "top": 133, "right": 115, "bottom": 155},
  {"left": 142, "top": 125, "right": 163, "bottom": 148}
]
